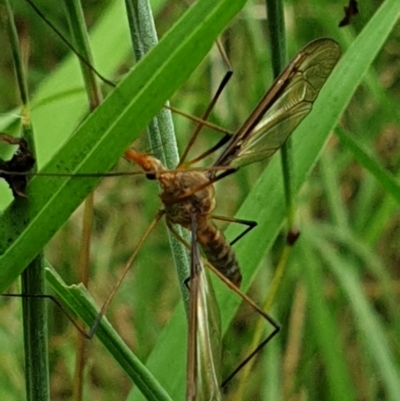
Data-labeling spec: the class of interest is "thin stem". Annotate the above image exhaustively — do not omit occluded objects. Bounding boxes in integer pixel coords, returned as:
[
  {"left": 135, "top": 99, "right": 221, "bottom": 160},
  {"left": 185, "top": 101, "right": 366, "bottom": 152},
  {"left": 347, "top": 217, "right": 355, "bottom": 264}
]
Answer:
[
  {"left": 62, "top": 1, "right": 104, "bottom": 399},
  {"left": 232, "top": 2, "right": 289, "bottom": 398},
  {"left": 21, "top": 258, "right": 50, "bottom": 401},
  {"left": 125, "top": 0, "right": 191, "bottom": 310},
  {"left": 63, "top": 0, "right": 103, "bottom": 110},
  {"left": 265, "top": 0, "right": 297, "bottom": 236},
  {"left": 265, "top": 0, "right": 286, "bottom": 78},
  {"left": 3, "top": 1, "right": 50, "bottom": 400}
]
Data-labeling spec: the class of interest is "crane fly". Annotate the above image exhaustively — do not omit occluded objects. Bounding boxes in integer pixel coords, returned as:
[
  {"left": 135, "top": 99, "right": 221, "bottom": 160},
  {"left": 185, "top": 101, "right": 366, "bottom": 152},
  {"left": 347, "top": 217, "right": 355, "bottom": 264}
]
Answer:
[
  {"left": 1, "top": 36, "right": 341, "bottom": 399},
  {"left": 123, "top": 38, "right": 341, "bottom": 288},
  {"left": 120, "top": 38, "right": 341, "bottom": 399}
]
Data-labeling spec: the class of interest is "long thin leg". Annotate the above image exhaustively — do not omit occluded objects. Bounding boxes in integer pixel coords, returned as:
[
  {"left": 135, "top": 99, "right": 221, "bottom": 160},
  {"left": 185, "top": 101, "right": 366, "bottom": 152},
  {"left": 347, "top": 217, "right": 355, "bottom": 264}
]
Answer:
[
  {"left": 166, "top": 220, "right": 280, "bottom": 388},
  {"left": 87, "top": 209, "right": 165, "bottom": 338},
  {"left": 180, "top": 135, "right": 231, "bottom": 168},
  {"left": 178, "top": 36, "right": 234, "bottom": 167},
  {"left": 179, "top": 70, "right": 233, "bottom": 166},
  {"left": 4, "top": 222, "right": 174, "bottom": 342},
  {"left": 24, "top": 0, "right": 115, "bottom": 88},
  {"left": 211, "top": 215, "right": 257, "bottom": 246},
  {"left": 203, "top": 259, "right": 281, "bottom": 388},
  {"left": 2, "top": 293, "right": 89, "bottom": 338},
  {"left": 164, "top": 105, "right": 231, "bottom": 136}
]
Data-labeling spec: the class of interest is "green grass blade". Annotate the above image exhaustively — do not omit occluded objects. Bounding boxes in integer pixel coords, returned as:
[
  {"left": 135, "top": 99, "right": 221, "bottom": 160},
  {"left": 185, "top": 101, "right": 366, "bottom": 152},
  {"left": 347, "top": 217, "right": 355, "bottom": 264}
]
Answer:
[
  {"left": 125, "top": 0, "right": 191, "bottom": 311},
  {"left": 2, "top": 2, "right": 50, "bottom": 399},
  {"left": 309, "top": 232, "right": 400, "bottom": 401},
  {"left": 336, "top": 125, "right": 400, "bottom": 204},
  {"left": 129, "top": 0, "right": 400, "bottom": 398},
  {"left": 0, "top": 0, "right": 249, "bottom": 293},
  {"left": 298, "top": 239, "right": 357, "bottom": 401},
  {"left": 45, "top": 267, "right": 173, "bottom": 401}
]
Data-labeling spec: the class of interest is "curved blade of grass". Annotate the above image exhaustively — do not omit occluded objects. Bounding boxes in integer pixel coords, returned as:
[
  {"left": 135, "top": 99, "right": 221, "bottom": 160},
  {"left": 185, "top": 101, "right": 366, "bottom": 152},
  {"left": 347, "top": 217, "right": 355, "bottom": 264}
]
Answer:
[
  {"left": 335, "top": 125, "right": 400, "bottom": 204},
  {"left": 1, "top": 1, "right": 129, "bottom": 163},
  {"left": 0, "top": 0, "right": 249, "bottom": 293},
  {"left": 125, "top": 0, "right": 191, "bottom": 311},
  {"left": 298, "top": 239, "right": 357, "bottom": 401},
  {"left": 3, "top": 2, "right": 50, "bottom": 400},
  {"left": 308, "top": 230, "right": 400, "bottom": 401},
  {"left": 0, "top": 0, "right": 169, "bottom": 206},
  {"left": 129, "top": 1, "right": 400, "bottom": 399},
  {"left": 312, "top": 222, "right": 399, "bottom": 328},
  {"left": 45, "top": 267, "right": 173, "bottom": 401}
]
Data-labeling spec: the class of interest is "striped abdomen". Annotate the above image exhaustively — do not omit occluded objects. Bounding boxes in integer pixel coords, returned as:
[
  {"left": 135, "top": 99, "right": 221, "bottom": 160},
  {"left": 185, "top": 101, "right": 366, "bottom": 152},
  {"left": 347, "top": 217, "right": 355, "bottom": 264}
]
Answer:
[
  {"left": 135, "top": 158, "right": 243, "bottom": 288},
  {"left": 197, "top": 222, "right": 242, "bottom": 288}
]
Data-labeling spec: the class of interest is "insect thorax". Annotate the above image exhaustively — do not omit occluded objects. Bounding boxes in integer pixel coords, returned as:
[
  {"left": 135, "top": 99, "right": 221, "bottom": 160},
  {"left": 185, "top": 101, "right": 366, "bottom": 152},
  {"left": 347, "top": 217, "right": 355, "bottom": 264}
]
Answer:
[{"left": 158, "top": 170, "right": 216, "bottom": 229}]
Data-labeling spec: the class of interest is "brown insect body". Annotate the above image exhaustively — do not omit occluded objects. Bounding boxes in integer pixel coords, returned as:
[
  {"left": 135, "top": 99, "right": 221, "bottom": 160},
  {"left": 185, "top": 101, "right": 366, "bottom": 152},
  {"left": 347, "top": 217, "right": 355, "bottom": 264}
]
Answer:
[
  {"left": 124, "top": 149, "right": 242, "bottom": 287},
  {"left": 123, "top": 39, "right": 341, "bottom": 292}
]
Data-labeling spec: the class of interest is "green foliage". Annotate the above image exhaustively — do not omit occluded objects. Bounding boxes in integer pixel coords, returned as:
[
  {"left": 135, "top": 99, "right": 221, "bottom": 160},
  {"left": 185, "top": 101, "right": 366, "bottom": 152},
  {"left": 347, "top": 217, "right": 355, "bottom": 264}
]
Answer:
[{"left": 0, "top": 0, "right": 399, "bottom": 400}]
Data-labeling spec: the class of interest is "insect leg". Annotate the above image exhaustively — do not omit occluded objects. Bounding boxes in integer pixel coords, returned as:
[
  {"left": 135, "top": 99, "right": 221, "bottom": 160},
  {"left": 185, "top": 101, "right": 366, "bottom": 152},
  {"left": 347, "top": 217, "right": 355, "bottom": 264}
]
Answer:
[
  {"left": 2, "top": 293, "right": 89, "bottom": 338},
  {"left": 86, "top": 210, "right": 165, "bottom": 338},
  {"left": 211, "top": 215, "right": 257, "bottom": 246}
]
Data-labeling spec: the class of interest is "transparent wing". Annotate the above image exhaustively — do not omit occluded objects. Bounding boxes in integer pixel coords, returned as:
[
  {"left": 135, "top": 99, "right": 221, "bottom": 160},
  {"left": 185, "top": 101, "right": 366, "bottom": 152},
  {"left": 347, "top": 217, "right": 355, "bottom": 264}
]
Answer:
[
  {"left": 214, "top": 38, "right": 341, "bottom": 169},
  {"left": 187, "top": 219, "right": 222, "bottom": 401}
]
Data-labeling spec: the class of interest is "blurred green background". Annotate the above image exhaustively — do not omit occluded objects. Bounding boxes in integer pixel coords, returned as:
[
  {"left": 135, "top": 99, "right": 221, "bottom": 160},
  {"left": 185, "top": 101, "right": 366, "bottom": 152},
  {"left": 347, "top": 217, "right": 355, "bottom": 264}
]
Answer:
[{"left": 0, "top": 0, "right": 399, "bottom": 400}]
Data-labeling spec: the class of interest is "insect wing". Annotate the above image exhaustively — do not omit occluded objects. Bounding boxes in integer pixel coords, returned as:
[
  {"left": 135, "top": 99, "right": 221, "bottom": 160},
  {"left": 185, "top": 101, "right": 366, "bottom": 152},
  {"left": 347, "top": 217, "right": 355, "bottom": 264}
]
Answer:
[
  {"left": 214, "top": 38, "right": 341, "bottom": 169},
  {"left": 187, "top": 227, "right": 222, "bottom": 401}
]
